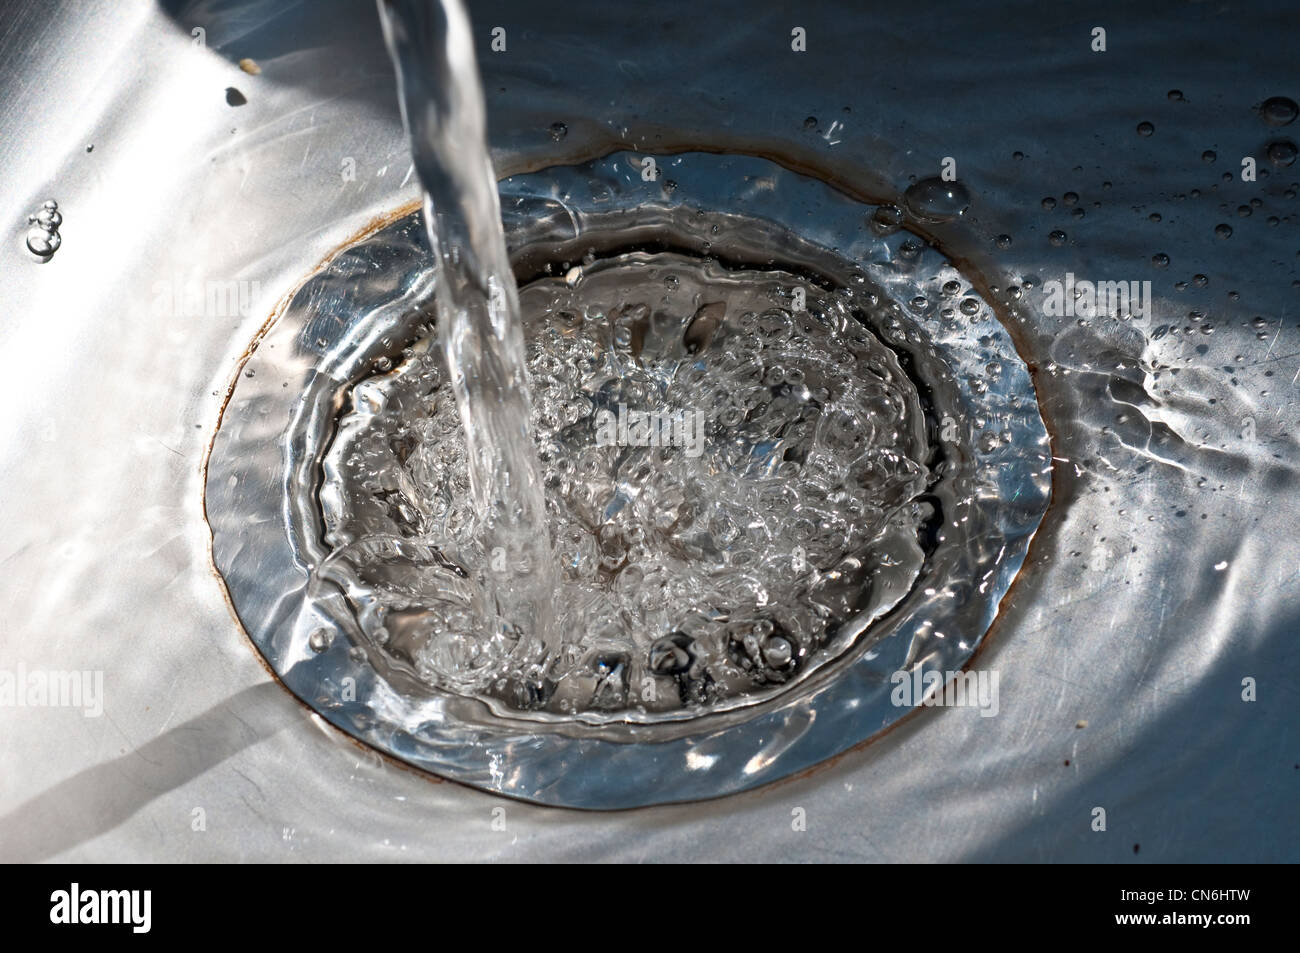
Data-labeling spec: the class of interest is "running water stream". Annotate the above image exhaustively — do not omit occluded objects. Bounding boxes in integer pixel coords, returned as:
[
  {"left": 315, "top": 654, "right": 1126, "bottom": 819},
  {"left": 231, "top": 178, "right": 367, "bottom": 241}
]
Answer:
[{"left": 377, "top": 0, "right": 557, "bottom": 662}]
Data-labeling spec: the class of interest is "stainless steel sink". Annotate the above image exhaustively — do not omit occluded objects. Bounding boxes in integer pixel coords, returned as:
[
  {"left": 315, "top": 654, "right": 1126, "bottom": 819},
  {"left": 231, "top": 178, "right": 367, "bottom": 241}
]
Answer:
[{"left": 1, "top": 0, "right": 1296, "bottom": 860}]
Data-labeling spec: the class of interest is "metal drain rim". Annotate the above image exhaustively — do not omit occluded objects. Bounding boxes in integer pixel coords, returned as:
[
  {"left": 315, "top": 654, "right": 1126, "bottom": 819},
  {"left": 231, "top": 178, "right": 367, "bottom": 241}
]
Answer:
[{"left": 205, "top": 151, "right": 1052, "bottom": 808}]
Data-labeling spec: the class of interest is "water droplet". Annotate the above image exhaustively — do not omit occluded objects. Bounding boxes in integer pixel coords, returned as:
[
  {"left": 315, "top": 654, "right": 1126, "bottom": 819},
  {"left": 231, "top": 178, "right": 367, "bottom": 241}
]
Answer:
[
  {"left": 1136, "top": 121, "right": 1155, "bottom": 137},
  {"left": 1261, "top": 96, "right": 1299, "bottom": 127},
  {"left": 24, "top": 199, "right": 62, "bottom": 260},
  {"left": 1266, "top": 140, "right": 1297, "bottom": 167},
  {"left": 941, "top": 279, "right": 962, "bottom": 297},
  {"left": 1202, "top": 150, "right": 1217, "bottom": 163},
  {"left": 1149, "top": 212, "right": 1162, "bottom": 222},
  {"left": 1192, "top": 273, "right": 1209, "bottom": 288},
  {"left": 995, "top": 234, "right": 1012, "bottom": 249},
  {"left": 1167, "top": 89, "right": 1184, "bottom": 102},
  {"left": 309, "top": 629, "right": 331, "bottom": 652},
  {"left": 1063, "top": 191, "right": 1079, "bottom": 206},
  {"left": 1214, "top": 223, "right": 1233, "bottom": 239},
  {"left": 548, "top": 122, "right": 568, "bottom": 141},
  {"left": 1151, "top": 253, "right": 1170, "bottom": 268},
  {"left": 959, "top": 297, "right": 980, "bottom": 316},
  {"left": 1048, "top": 229, "right": 1067, "bottom": 247},
  {"left": 902, "top": 177, "right": 971, "bottom": 223},
  {"left": 802, "top": 116, "right": 817, "bottom": 130},
  {"left": 869, "top": 203, "right": 903, "bottom": 236}
]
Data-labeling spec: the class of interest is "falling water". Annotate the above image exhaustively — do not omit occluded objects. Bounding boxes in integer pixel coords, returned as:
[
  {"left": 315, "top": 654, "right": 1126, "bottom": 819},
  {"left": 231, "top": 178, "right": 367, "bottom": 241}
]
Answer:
[{"left": 376, "top": 0, "right": 557, "bottom": 664}]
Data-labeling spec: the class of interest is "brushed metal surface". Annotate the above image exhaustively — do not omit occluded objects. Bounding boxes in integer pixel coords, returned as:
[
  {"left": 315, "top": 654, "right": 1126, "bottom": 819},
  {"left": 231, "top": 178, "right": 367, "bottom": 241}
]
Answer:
[{"left": 0, "top": 0, "right": 1296, "bottom": 860}]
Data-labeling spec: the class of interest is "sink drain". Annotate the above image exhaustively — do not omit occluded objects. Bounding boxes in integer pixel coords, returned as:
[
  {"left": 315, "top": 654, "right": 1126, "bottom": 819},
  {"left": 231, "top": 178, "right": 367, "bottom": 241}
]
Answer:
[{"left": 205, "top": 151, "right": 1051, "bottom": 807}]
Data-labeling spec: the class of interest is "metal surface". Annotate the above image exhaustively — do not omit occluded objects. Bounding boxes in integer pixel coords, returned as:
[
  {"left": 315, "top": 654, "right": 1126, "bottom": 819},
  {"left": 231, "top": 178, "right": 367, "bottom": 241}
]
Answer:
[{"left": 1, "top": 0, "right": 1297, "bottom": 859}]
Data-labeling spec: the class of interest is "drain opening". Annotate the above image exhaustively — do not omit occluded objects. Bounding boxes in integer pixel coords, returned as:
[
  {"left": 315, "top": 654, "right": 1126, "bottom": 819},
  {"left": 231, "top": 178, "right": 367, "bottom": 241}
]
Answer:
[{"left": 206, "top": 152, "right": 1050, "bottom": 805}]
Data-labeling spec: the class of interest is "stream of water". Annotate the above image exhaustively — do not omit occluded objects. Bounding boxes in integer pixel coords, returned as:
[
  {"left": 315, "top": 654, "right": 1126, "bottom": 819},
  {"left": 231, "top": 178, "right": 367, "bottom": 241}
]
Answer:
[{"left": 377, "top": 0, "right": 558, "bottom": 669}]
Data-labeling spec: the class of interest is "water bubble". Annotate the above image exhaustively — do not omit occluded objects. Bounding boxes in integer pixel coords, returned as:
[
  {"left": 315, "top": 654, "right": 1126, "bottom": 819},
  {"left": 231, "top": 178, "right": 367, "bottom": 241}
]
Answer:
[
  {"left": 1149, "top": 212, "right": 1162, "bottom": 222},
  {"left": 1041, "top": 197, "right": 1057, "bottom": 211},
  {"left": 1260, "top": 96, "right": 1299, "bottom": 127},
  {"left": 1167, "top": 89, "right": 1185, "bottom": 102},
  {"left": 24, "top": 199, "right": 62, "bottom": 260},
  {"left": 309, "top": 629, "right": 332, "bottom": 652},
  {"left": 1151, "top": 253, "right": 1170, "bottom": 268},
  {"left": 1063, "top": 191, "right": 1079, "bottom": 206},
  {"left": 548, "top": 122, "right": 568, "bottom": 141},
  {"left": 995, "top": 234, "right": 1012, "bottom": 249},
  {"left": 869, "top": 203, "right": 904, "bottom": 236},
  {"left": 959, "top": 297, "right": 980, "bottom": 316},
  {"left": 1202, "top": 150, "right": 1217, "bottom": 163},
  {"left": 761, "top": 635, "right": 793, "bottom": 668},
  {"left": 802, "top": 116, "right": 817, "bottom": 130},
  {"left": 1214, "top": 223, "right": 1233, "bottom": 239},
  {"left": 1236, "top": 205, "right": 1252, "bottom": 217},
  {"left": 941, "top": 279, "right": 962, "bottom": 297},
  {"left": 1136, "top": 121, "right": 1155, "bottom": 137},
  {"left": 1048, "top": 229, "right": 1067, "bottom": 247},
  {"left": 902, "top": 177, "right": 971, "bottom": 223},
  {"left": 1192, "top": 274, "right": 1209, "bottom": 288},
  {"left": 1266, "top": 140, "right": 1297, "bottom": 167}
]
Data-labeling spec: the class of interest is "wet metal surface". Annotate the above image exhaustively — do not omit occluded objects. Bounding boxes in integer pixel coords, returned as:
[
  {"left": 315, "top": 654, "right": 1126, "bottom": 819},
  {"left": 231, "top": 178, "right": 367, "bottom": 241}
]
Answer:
[{"left": 0, "top": 0, "right": 1297, "bottom": 859}]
